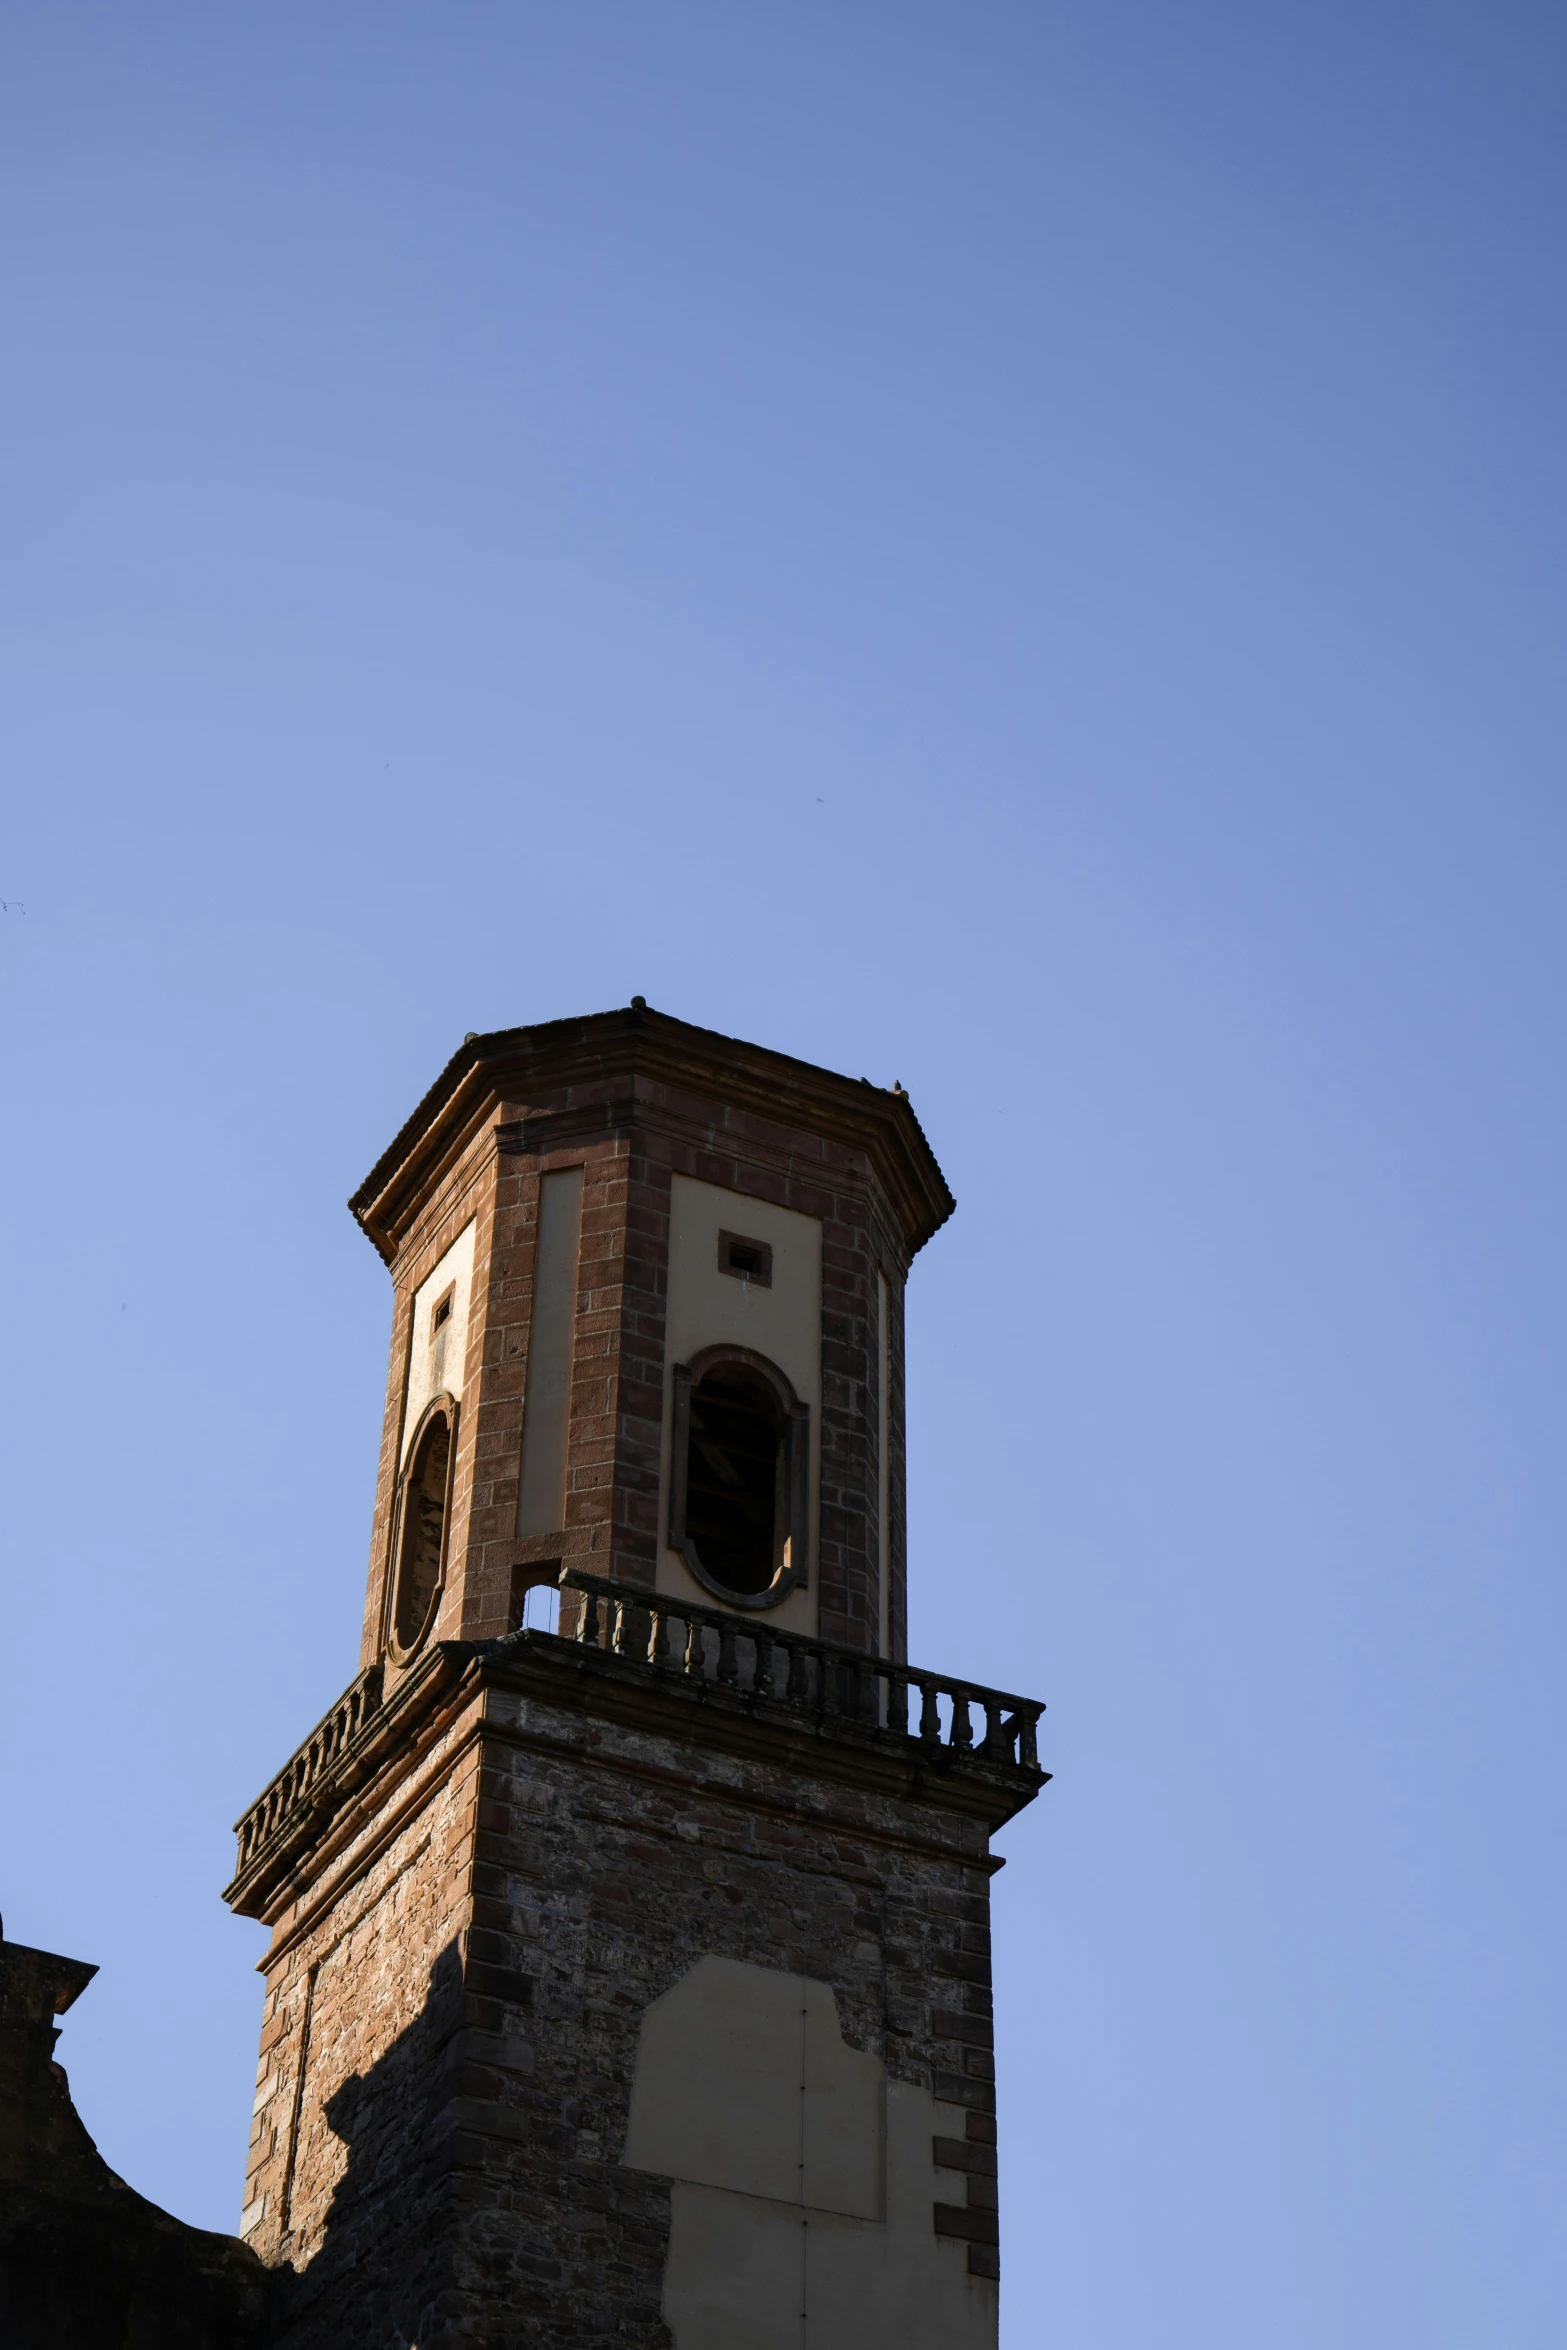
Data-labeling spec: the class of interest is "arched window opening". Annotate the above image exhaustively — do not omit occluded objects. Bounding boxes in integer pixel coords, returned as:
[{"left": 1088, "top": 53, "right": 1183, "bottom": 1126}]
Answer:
[
  {"left": 391, "top": 1402, "right": 453, "bottom": 1656},
  {"left": 519, "top": 1582, "right": 561, "bottom": 1634},
  {"left": 685, "top": 1366, "right": 785, "bottom": 1597},
  {"left": 669, "top": 1346, "right": 809, "bottom": 1610}
]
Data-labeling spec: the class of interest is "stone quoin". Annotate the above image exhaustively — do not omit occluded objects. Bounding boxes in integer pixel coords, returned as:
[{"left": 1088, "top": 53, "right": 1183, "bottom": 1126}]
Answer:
[{"left": 216, "top": 1002, "right": 1050, "bottom": 2348}]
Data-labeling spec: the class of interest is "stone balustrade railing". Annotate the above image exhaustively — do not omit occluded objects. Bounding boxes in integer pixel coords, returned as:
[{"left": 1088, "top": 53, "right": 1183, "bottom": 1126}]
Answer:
[
  {"left": 232, "top": 1664, "right": 384, "bottom": 1878},
  {"left": 559, "top": 1569, "right": 1044, "bottom": 1775},
  {"left": 229, "top": 1574, "right": 1046, "bottom": 1900}
]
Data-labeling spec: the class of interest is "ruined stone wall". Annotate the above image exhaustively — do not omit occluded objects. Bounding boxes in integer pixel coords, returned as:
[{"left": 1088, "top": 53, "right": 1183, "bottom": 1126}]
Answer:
[{"left": 0, "top": 1938, "right": 272, "bottom": 2350}]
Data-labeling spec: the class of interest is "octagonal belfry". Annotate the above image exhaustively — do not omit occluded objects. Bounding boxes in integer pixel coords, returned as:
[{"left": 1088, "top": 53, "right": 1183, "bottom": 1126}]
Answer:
[
  {"left": 226, "top": 1003, "right": 1046, "bottom": 2350},
  {"left": 349, "top": 1000, "right": 954, "bottom": 1665}
]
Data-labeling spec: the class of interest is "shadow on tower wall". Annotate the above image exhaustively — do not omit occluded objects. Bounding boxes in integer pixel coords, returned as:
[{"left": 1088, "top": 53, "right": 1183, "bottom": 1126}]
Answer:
[
  {"left": 272, "top": 1936, "right": 672, "bottom": 2350},
  {"left": 1, "top": 1928, "right": 673, "bottom": 2350},
  {"left": 270, "top": 1940, "right": 466, "bottom": 2350}
]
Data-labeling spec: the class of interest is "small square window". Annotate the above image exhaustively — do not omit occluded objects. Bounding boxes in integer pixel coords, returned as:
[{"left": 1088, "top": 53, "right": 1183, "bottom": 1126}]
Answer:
[
  {"left": 718, "top": 1230, "right": 773, "bottom": 1287},
  {"left": 431, "top": 1287, "right": 455, "bottom": 1334}
]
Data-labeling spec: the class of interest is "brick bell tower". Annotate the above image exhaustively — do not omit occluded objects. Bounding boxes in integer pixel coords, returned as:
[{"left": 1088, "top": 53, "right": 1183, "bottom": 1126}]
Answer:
[{"left": 224, "top": 1003, "right": 1046, "bottom": 2350}]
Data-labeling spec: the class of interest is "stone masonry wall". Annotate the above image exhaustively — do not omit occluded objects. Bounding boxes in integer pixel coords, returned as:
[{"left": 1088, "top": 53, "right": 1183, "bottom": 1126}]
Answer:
[
  {"left": 243, "top": 1659, "right": 1002, "bottom": 2350},
  {"left": 454, "top": 1669, "right": 1001, "bottom": 2340}
]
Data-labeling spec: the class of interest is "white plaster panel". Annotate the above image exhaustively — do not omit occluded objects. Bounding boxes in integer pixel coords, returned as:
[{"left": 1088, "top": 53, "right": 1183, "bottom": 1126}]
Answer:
[
  {"left": 624, "top": 1957, "right": 996, "bottom": 2350},
  {"left": 401, "top": 1220, "right": 475, "bottom": 1466},
  {"left": 657, "top": 1176, "right": 821, "bottom": 1635},
  {"left": 623, "top": 1956, "right": 881, "bottom": 2218}
]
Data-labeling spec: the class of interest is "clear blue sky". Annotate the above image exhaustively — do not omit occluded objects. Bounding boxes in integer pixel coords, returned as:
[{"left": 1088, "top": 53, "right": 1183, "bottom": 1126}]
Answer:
[{"left": 3, "top": 6, "right": 1563, "bottom": 2343}]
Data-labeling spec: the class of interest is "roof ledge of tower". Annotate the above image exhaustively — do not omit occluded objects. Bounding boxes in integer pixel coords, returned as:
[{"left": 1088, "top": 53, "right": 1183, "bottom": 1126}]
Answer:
[{"left": 347, "top": 1004, "right": 955, "bottom": 1268}]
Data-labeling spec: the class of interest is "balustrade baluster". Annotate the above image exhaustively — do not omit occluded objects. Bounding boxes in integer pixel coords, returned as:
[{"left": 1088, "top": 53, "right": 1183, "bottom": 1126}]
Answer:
[
  {"left": 950, "top": 1690, "right": 974, "bottom": 1749},
  {"left": 580, "top": 1588, "right": 600, "bottom": 1648},
  {"left": 717, "top": 1622, "right": 738, "bottom": 1686},
  {"left": 786, "top": 1643, "right": 809, "bottom": 1704},
  {"left": 919, "top": 1679, "right": 940, "bottom": 1743},
  {"left": 887, "top": 1672, "right": 909, "bottom": 1735},
  {"left": 684, "top": 1615, "right": 706, "bottom": 1681},
  {"left": 752, "top": 1633, "right": 773, "bottom": 1698},
  {"left": 648, "top": 1607, "right": 670, "bottom": 1669},
  {"left": 982, "top": 1699, "right": 1008, "bottom": 1758},
  {"left": 1016, "top": 1706, "right": 1040, "bottom": 1771}
]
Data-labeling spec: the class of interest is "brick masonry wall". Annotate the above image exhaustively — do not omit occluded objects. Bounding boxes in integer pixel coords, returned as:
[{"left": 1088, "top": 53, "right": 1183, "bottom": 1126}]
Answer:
[
  {"left": 612, "top": 1063, "right": 912, "bottom": 1654},
  {"left": 358, "top": 1129, "right": 502, "bottom": 1669},
  {"left": 242, "top": 1660, "right": 1004, "bottom": 2350},
  {"left": 463, "top": 1130, "right": 651, "bottom": 1620},
  {"left": 242, "top": 1696, "right": 484, "bottom": 2289},
  {"left": 360, "top": 1064, "right": 921, "bottom": 1675}
]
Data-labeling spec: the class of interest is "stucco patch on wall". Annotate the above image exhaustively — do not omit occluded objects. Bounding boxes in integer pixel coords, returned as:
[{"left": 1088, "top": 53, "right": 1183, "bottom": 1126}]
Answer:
[
  {"left": 624, "top": 1956, "right": 881, "bottom": 2219},
  {"left": 624, "top": 1957, "right": 996, "bottom": 2350}
]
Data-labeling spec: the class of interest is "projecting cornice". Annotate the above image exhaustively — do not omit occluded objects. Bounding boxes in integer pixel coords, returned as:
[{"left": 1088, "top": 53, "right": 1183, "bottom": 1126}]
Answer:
[{"left": 346, "top": 1002, "right": 955, "bottom": 1269}]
